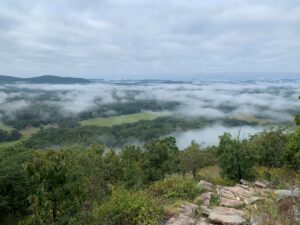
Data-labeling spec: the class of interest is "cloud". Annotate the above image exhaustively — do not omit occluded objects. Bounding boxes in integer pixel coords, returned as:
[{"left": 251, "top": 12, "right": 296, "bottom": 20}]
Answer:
[
  {"left": 0, "top": 1, "right": 300, "bottom": 78},
  {"left": 1, "top": 80, "right": 299, "bottom": 123}
]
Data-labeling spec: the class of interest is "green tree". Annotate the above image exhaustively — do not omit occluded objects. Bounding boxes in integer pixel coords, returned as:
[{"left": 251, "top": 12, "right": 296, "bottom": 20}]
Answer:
[
  {"left": 284, "top": 127, "right": 300, "bottom": 170},
  {"left": 0, "top": 146, "right": 36, "bottom": 224},
  {"left": 180, "top": 141, "right": 212, "bottom": 179},
  {"left": 119, "top": 145, "right": 145, "bottom": 188},
  {"left": 103, "top": 149, "right": 123, "bottom": 185},
  {"left": 142, "top": 137, "right": 179, "bottom": 183},
  {"left": 21, "top": 150, "right": 85, "bottom": 225},
  {"left": 217, "top": 133, "right": 255, "bottom": 181},
  {"left": 249, "top": 128, "right": 287, "bottom": 168}
]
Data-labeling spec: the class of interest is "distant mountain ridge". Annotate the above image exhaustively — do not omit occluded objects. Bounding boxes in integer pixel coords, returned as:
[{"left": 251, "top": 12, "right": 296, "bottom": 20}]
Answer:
[{"left": 0, "top": 75, "right": 91, "bottom": 84}]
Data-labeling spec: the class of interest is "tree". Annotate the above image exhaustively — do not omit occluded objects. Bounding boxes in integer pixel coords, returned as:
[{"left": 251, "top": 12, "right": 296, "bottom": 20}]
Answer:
[
  {"left": 120, "top": 145, "right": 145, "bottom": 188},
  {"left": 249, "top": 128, "right": 287, "bottom": 168},
  {"left": 180, "top": 141, "right": 211, "bottom": 179},
  {"left": 0, "top": 146, "right": 36, "bottom": 224},
  {"left": 21, "top": 150, "right": 85, "bottom": 224},
  {"left": 217, "top": 133, "right": 255, "bottom": 181},
  {"left": 142, "top": 137, "right": 179, "bottom": 183},
  {"left": 284, "top": 127, "right": 300, "bottom": 170}
]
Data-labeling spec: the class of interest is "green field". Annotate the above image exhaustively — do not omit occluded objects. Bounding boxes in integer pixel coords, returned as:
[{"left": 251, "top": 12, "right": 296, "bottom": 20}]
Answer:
[
  {"left": 80, "top": 112, "right": 166, "bottom": 127},
  {"left": 0, "top": 123, "right": 13, "bottom": 131}
]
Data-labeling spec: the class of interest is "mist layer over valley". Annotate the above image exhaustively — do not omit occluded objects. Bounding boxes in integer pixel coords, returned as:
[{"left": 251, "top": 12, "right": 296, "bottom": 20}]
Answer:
[{"left": 0, "top": 79, "right": 299, "bottom": 148}]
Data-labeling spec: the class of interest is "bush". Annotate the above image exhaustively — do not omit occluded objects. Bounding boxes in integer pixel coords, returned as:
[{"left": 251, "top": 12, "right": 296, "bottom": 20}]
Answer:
[
  {"left": 148, "top": 176, "right": 201, "bottom": 200},
  {"left": 94, "top": 189, "right": 163, "bottom": 225}
]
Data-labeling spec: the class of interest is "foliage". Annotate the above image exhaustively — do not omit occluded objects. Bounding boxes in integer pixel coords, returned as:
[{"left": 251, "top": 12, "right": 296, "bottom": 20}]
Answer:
[
  {"left": 142, "top": 137, "right": 179, "bottom": 183},
  {"left": 94, "top": 189, "right": 163, "bottom": 225},
  {"left": 217, "top": 133, "right": 256, "bottom": 181},
  {"left": 0, "top": 146, "right": 36, "bottom": 224},
  {"left": 197, "top": 166, "right": 234, "bottom": 186},
  {"left": 0, "top": 129, "right": 21, "bottom": 142},
  {"left": 249, "top": 128, "right": 288, "bottom": 168},
  {"left": 284, "top": 126, "right": 300, "bottom": 170},
  {"left": 148, "top": 176, "right": 201, "bottom": 200},
  {"left": 20, "top": 150, "right": 85, "bottom": 225},
  {"left": 179, "top": 142, "right": 216, "bottom": 178},
  {"left": 119, "top": 145, "right": 145, "bottom": 188}
]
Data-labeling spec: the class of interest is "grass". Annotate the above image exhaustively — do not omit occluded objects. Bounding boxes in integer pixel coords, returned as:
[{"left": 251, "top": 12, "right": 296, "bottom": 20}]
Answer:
[
  {"left": 197, "top": 165, "right": 234, "bottom": 186},
  {"left": 80, "top": 112, "right": 166, "bottom": 127},
  {"left": 0, "top": 122, "right": 13, "bottom": 131}
]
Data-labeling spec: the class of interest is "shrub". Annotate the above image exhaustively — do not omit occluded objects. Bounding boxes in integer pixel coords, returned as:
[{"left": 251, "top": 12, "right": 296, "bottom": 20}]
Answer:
[
  {"left": 148, "top": 176, "right": 201, "bottom": 200},
  {"left": 94, "top": 189, "right": 163, "bottom": 225}
]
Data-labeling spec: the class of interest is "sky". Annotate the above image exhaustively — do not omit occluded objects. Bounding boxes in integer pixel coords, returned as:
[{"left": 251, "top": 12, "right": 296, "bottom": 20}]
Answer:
[{"left": 0, "top": 0, "right": 300, "bottom": 79}]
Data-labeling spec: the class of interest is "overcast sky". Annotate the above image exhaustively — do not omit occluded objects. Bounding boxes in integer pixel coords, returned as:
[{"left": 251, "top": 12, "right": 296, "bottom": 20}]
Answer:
[{"left": 0, "top": 0, "right": 300, "bottom": 79}]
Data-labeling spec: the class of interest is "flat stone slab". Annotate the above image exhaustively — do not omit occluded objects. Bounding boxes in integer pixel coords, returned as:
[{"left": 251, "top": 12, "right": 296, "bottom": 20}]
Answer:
[
  {"left": 212, "top": 207, "right": 247, "bottom": 217},
  {"left": 220, "top": 197, "right": 244, "bottom": 208},
  {"left": 208, "top": 212, "right": 246, "bottom": 225},
  {"left": 166, "top": 214, "right": 196, "bottom": 225}
]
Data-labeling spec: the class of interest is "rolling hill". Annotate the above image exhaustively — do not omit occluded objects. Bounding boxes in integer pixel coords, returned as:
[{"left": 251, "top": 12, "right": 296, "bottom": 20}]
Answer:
[{"left": 0, "top": 75, "right": 91, "bottom": 84}]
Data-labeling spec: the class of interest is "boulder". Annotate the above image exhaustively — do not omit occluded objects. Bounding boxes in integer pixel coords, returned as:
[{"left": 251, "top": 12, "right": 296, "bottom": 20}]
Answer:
[
  {"left": 198, "top": 180, "right": 214, "bottom": 191},
  {"left": 219, "top": 189, "right": 236, "bottom": 200},
  {"left": 220, "top": 197, "right": 244, "bottom": 208},
  {"left": 208, "top": 212, "right": 246, "bottom": 225}
]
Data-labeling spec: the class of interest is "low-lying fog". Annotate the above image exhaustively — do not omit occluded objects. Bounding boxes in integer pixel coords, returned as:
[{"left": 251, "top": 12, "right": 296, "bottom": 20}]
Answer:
[
  {"left": 173, "top": 125, "right": 264, "bottom": 149},
  {"left": 0, "top": 79, "right": 299, "bottom": 147}
]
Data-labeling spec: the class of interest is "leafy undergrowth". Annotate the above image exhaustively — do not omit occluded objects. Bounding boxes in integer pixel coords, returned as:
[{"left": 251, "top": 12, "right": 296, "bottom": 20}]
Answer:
[
  {"left": 252, "top": 196, "right": 300, "bottom": 225},
  {"left": 94, "top": 188, "right": 163, "bottom": 225},
  {"left": 148, "top": 175, "right": 202, "bottom": 200},
  {"left": 197, "top": 165, "right": 234, "bottom": 186},
  {"left": 255, "top": 166, "right": 300, "bottom": 189}
]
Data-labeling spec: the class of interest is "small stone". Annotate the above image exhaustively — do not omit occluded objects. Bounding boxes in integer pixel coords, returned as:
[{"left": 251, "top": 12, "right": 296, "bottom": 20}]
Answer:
[
  {"left": 179, "top": 203, "right": 198, "bottom": 217},
  {"left": 198, "top": 180, "right": 214, "bottom": 191},
  {"left": 240, "top": 179, "right": 248, "bottom": 185},
  {"left": 254, "top": 181, "right": 267, "bottom": 189}
]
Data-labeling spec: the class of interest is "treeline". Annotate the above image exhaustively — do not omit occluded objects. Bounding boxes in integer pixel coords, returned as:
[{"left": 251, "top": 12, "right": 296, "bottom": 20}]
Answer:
[
  {"left": 0, "top": 129, "right": 21, "bottom": 142},
  {"left": 1, "top": 137, "right": 212, "bottom": 224},
  {"left": 1, "top": 125, "right": 300, "bottom": 224},
  {"left": 24, "top": 116, "right": 259, "bottom": 149},
  {"left": 217, "top": 127, "right": 300, "bottom": 181}
]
